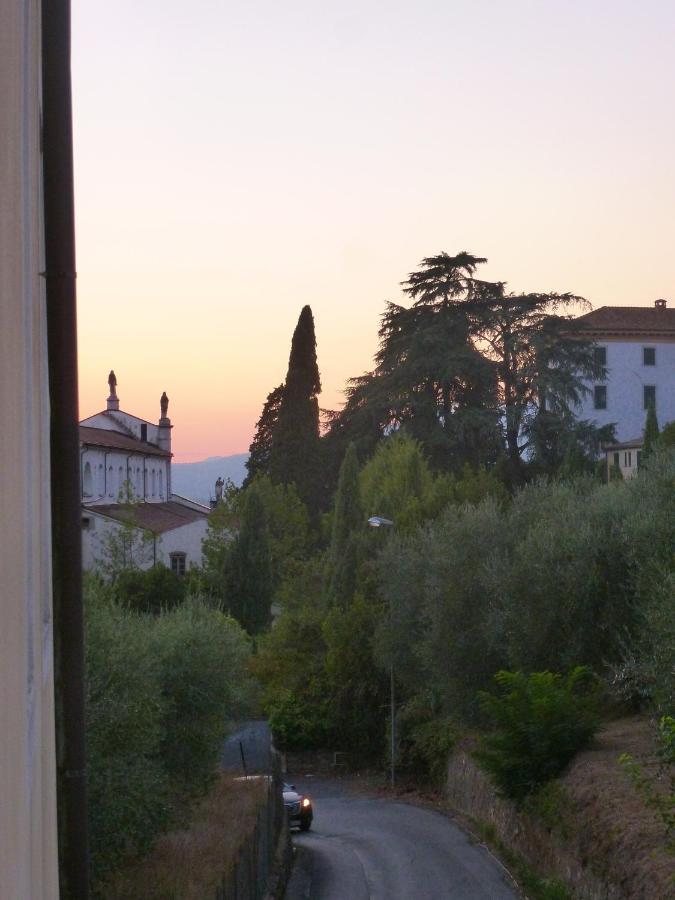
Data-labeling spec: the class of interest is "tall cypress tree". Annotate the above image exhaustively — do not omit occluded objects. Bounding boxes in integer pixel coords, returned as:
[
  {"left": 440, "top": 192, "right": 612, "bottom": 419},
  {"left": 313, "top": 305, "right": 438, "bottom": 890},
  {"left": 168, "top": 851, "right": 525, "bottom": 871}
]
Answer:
[
  {"left": 269, "top": 306, "right": 322, "bottom": 513},
  {"left": 326, "top": 443, "right": 362, "bottom": 608},
  {"left": 643, "top": 403, "right": 660, "bottom": 459},
  {"left": 225, "top": 487, "right": 272, "bottom": 634}
]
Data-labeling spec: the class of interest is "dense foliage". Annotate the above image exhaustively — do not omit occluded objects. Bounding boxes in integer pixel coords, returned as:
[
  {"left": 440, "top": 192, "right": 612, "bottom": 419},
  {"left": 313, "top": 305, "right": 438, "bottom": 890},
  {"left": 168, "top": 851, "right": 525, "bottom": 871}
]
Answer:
[
  {"left": 85, "top": 578, "right": 253, "bottom": 882},
  {"left": 475, "top": 668, "right": 600, "bottom": 800}
]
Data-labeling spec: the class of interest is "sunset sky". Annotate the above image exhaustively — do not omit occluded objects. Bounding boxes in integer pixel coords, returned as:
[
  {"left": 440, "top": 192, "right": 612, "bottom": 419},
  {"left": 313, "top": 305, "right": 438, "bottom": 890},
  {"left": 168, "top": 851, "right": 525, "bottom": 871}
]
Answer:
[{"left": 72, "top": 0, "right": 675, "bottom": 461}]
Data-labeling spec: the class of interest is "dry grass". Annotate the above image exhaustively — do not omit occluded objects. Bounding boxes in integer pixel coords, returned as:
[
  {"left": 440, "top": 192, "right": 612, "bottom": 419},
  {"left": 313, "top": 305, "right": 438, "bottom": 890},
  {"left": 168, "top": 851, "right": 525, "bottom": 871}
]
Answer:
[{"left": 99, "top": 774, "right": 268, "bottom": 899}]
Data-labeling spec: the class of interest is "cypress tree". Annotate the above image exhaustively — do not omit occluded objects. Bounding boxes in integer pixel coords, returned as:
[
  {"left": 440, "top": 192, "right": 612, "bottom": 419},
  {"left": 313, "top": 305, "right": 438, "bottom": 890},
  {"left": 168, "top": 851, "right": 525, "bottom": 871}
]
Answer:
[
  {"left": 643, "top": 403, "right": 660, "bottom": 459},
  {"left": 326, "top": 443, "right": 362, "bottom": 608},
  {"left": 225, "top": 488, "right": 272, "bottom": 634},
  {"left": 269, "top": 306, "right": 322, "bottom": 513}
]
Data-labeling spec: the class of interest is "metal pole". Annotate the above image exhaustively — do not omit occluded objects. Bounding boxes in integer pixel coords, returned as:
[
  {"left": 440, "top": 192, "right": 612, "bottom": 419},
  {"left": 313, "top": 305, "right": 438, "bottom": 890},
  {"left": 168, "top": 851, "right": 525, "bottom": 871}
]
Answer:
[
  {"left": 42, "top": 0, "right": 90, "bottom": 894},
  {"left": 390, "top": 662, "right": 396, "bottom": 787}
]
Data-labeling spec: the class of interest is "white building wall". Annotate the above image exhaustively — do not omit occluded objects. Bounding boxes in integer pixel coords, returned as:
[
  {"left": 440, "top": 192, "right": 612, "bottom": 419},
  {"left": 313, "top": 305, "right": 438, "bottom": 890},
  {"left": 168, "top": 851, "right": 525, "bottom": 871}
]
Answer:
[
  {"left": 81, "top": 409, "right": 161, "bottom": 444},
  {"left": 576, "top": 339, "right": 675, "bottom": 441},
  {"left": 0, "top": 1, "right": 59, "bottom": 895},
  {"left": 81, "top": 446, "right": 169, "bottom": 503},
  {"left": 82, "top": 513, "right": 208, "bottom": 572}
]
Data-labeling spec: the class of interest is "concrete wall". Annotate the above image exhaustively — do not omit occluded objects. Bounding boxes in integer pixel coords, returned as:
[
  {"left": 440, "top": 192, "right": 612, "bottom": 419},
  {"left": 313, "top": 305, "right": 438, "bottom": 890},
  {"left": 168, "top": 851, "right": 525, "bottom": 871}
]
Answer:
[
  {"left": 0, "top": 1, "right": 60, "bottom": 896},
  {"left": 576, "top": 339, "right": 675, "bottom": 441}
]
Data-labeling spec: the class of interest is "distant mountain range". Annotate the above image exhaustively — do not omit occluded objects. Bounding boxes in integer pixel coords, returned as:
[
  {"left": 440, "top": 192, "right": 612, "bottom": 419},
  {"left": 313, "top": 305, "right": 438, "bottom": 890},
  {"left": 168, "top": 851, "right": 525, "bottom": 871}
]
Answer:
[{"left": 172, "top": 454, "right": 248, "bottom": 504}]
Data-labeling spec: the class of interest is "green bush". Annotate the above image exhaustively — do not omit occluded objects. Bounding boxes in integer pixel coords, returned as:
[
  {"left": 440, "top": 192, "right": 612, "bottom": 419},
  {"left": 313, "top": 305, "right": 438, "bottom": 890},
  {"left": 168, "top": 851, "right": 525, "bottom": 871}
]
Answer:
[
  {"left": 475, "top": 667, "right": 600, "bottom": 801},
  {"left": 397, "top": 695, "right": 456, "bottom": 786},
  {"left": 267, "top": 690, "right": 331, "bottom": 751},
  {"left": 152, "top": 598, "right": 253, "bottom": 794},
  {"left": 85, "top": 581, "right": 253, "bottom": 881},
  {"left": 113, "top": 563, "right": 187, "bottom": 614}
]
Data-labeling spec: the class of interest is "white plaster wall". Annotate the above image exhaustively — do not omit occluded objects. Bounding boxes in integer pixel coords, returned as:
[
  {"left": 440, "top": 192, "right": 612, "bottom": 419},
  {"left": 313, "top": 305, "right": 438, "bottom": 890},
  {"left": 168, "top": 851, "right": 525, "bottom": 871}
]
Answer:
[
  {"left": 81, "top": 446, "right": 169, "bottom": 503},
  {"left": 81, "top": 409, "right": 161, "bottom": 444},
  {"left": 82, "top": 513, "right": 208, "bottom": 572},
  {"left": 0, "top": 1, "right": 59, "bottom": 895},
  {"left": 576, "top": 339, "right": 675, "bottom": 441},
  {"left": 158, "top": 518, "right": 209, "bottom": 569}
]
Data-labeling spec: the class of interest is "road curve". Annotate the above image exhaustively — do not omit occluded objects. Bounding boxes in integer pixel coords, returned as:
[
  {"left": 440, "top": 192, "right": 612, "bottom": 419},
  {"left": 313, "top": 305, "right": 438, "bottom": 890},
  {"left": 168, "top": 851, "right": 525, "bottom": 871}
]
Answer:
[{"left": 284, "top": 777, "right": 518, "bottom": 900}]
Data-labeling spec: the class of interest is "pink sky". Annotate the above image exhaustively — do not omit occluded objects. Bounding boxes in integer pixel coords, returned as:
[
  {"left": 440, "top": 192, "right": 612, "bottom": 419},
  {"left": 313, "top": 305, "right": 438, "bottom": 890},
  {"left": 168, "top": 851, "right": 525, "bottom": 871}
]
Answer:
[{"left": 73, "top": 1, "right": 675, "bottom": 461}]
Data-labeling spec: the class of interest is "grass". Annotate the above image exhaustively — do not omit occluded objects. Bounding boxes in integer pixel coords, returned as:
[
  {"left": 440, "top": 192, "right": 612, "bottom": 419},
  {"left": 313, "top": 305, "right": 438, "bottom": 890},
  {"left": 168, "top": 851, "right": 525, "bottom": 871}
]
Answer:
[{"left": 98, "top": 774, "right": 268, "bottom": 899}]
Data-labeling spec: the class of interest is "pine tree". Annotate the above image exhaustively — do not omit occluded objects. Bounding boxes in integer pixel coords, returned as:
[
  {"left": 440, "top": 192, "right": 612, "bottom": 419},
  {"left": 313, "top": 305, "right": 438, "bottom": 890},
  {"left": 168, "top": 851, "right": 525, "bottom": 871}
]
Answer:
[
  {"left": 326, "top": 443, "right": 362, "bottom": 608},
  {"left": 643, "top": 403, "right": 660, "bottom": 459},
  {"left": 225, "top": 488, "right": 273, "bottom": 634},
  {"left": 269, "top": 306, "right": 322, "bottom": 513},
  {"left": 244, "top": 384, "right": 284, "bottom": 486}
]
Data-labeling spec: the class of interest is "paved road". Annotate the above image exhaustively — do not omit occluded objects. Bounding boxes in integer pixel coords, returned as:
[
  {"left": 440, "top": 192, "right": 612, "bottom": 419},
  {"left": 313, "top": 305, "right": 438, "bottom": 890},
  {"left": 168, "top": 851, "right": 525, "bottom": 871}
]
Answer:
[{"left": 284, "top": 777, "right": 518, "bottom": 900}]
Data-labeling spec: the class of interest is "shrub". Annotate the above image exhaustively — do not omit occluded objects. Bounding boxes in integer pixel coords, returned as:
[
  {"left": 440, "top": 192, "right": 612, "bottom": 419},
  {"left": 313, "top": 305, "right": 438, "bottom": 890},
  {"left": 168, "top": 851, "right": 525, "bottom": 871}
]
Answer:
[
  {"left": 85, "top": 581, "right": 254, "bottom": 882},
  {"left": 113, "top": 563, "right": 187, "bottom": 614},
  {"left": 396, "top": 695, "right": 456, "bottom": 786},
  {"left": 475, "top": 667, "right": 600, "bottom": 801}
]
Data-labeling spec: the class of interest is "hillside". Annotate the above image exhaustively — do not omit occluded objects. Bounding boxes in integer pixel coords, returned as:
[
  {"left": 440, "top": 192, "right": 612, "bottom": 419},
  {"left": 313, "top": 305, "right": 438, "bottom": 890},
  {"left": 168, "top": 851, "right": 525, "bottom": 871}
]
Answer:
[{"left": 172, "top": 454, "right": 247, "bottom": 503}]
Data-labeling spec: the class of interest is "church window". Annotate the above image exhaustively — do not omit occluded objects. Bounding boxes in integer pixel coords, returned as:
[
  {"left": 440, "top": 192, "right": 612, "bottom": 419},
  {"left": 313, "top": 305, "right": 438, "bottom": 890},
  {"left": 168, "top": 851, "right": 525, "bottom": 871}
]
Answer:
[
  {"left": 158, "top": 469, "right": 163, "bottom": 498},
  {"left": 83, "top": 461, "right": 93, "bottom": 496},
  {"left": 151, "top": 469, "right": 156, "bottom": 496},
  {"left": 108, "top": 466, "right": 114, "bottom": 497}
]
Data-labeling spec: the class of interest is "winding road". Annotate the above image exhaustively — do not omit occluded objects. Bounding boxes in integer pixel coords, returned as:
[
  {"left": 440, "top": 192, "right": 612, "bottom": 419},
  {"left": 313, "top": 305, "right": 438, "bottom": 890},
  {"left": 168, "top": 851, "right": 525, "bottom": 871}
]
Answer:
[
  {"left": 284, "top": 776, "right": 518, "bottom": 900},
  {"left": 221, "top": 724, "right": 518, "bottom": 898}
]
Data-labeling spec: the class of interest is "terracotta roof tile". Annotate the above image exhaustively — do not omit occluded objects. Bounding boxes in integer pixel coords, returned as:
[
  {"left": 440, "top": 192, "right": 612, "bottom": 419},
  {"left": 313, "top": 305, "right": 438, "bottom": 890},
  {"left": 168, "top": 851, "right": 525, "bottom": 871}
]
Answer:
[
  {"left": 87, "top": 500, "right": 208, "bottom": 534},
  {"left": 80, "top": 425, "right": 170, "bottom": 457},
  {"left": 575, "top": 305, "right": 675, "bottom": 337}
]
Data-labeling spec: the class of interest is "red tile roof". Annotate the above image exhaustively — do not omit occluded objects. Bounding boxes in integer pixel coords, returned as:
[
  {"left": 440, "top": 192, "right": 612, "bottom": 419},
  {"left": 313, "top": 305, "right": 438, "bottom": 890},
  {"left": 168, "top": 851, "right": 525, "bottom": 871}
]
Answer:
[
  {"left": 575, "top": 305, "right": 675, "bottom": 338},
  {"left": 87, "top": 500, "right": 208, "bottom": 534},
  {"left": 80, "top": 425, "right": 170, "bottom": 457}
]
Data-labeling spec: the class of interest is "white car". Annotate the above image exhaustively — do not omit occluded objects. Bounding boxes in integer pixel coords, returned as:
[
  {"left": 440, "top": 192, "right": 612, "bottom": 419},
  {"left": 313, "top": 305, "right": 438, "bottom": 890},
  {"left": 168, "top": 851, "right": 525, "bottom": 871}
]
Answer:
[{"left": 282, "top": 783, "right": 313, "bottom": 831}]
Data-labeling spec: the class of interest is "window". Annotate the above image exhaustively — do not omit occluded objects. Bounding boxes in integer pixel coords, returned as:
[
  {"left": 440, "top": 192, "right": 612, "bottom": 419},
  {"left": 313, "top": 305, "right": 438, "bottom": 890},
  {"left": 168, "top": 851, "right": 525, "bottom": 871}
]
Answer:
[
  {"left": 624, "top": 451, "right": 632, "bottom": 468},
  {"left": 158, "top": 469, "right": 163, "bottom": 498},
  {"left": 644, "top": 385, "right": 656, "bottom": 409},
  {"left": 594, "top": 385, "right": 607, "bottom": 409},
  {"left": 643, "top": 347, "right": 656, "bottom": 366},
  {"left": 81, "top": 516, "right": 91, "bottom": 531},
  {"left": 108, "top": 465, "right": 114, "bottom": 497},
  {"left": 613, "top": 452, "right": 620, "bottom": 469},
  {"left": 170, "top": 552, "right": 187, "bottom": 576},
  {"left": 83, "top": 461, "right": 93, "bottom": 496},
  {"left": 637, "top": 450, "right": 643, "bottom": 468},
  {"left": 593, "top": 346, "right": 607, "bottom": 366}
]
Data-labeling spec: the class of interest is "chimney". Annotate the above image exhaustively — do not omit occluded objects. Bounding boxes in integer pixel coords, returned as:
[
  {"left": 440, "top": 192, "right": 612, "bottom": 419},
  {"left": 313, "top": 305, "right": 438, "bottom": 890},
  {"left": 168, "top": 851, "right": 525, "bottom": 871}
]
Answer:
[
  {"left": 106, "top": 369, "right": 119, "bottom": 410},
  {"left": 655, "top": 298, "right": 667, "bottom": 311}
]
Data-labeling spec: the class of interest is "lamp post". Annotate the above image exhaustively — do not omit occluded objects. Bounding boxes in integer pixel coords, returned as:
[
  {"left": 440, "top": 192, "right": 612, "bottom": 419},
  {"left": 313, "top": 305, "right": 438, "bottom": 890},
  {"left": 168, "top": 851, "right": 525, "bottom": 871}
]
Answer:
[{"left": 367, "top": 515, "right": 396, "bottom": 788}]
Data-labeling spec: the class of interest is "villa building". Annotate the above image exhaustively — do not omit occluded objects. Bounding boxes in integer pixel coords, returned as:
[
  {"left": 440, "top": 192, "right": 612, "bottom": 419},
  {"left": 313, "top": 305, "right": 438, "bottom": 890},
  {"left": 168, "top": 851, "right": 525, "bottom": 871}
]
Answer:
[
  {"left": 574, "top": 300, "right": 675, "bottom": 476},
  {"left": 80, "top": 372, "right": 210, "bottom": 573}
]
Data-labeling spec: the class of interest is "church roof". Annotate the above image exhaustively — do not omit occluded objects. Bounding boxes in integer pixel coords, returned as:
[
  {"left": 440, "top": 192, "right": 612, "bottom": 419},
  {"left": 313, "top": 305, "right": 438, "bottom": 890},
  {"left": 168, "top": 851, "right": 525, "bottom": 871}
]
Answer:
[
  {"left": 79, "top": 425, "right": 170, "bottom": 457},
  {"left": 87, "top": 500, "right": 208, "bottom": 534},
  {"left": 575, "top": 304, "right": 675, "bottom": 338}
]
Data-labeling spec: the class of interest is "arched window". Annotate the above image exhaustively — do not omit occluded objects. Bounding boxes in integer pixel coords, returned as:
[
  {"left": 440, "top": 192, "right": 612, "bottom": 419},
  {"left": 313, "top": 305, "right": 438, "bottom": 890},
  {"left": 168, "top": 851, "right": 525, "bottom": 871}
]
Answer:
[
  {"left": 151, "top": 468, "right": 156, "bottom": 497},
  {"left": 83, "top": 461, "right": 93, "bottom": 496},
  {"left": 98, "top": 464, "right": 104, "bottom": 495},
  {"left": 118, "top": 466, "right": 124, "bottom": 497},
  {"left": 107, "top": 466, "right": 114, "bottom": 497},
  {"left": 158, "top": 469, "right": 163, "bottom": 499}
]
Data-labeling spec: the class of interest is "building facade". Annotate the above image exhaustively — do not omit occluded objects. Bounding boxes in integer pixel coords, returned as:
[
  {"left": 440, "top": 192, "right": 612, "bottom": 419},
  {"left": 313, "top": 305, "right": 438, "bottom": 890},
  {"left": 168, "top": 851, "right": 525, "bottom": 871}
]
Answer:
[
  {"left": 574, "top": 300, "right": 675, "bottom": 443},
  {"left": 81, "top": 373, "right": 210, "bottom": 573},
  {"left": 1, "top": 2, "right": 59, "bottom": 895}
]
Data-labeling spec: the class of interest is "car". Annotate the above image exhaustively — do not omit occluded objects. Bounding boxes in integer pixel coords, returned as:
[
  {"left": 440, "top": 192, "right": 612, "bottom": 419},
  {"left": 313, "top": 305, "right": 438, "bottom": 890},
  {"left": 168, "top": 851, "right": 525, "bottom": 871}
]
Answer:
[{"left": 282, "top": 782, "right": 313, "bottom": 831}]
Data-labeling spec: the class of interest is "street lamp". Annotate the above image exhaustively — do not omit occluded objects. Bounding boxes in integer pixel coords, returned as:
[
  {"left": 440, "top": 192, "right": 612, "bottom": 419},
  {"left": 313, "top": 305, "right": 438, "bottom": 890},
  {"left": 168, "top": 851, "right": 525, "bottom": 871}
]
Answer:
[{"left": 367, "top": 514, "right": 396, "bottom": 788}]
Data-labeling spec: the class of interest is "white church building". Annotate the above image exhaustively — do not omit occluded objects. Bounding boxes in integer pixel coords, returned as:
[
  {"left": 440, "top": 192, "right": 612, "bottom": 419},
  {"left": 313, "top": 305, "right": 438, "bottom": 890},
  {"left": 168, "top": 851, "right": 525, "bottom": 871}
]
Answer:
[
  {"left": 574, "top": 299, "right": 675, "bottom": 477},
  {"left": 80, "top": 372, "right": 210, "bottom": 573}
]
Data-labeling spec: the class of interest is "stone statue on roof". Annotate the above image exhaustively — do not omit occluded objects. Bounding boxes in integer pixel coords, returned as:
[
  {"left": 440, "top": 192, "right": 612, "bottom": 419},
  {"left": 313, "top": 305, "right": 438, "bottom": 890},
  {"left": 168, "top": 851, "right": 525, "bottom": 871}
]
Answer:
[
  {"left": 107, "top": 369, "right": 117, "bottom": 398},
  {"left": 160, "top": 391, "right": 169, "bottom": 419}
]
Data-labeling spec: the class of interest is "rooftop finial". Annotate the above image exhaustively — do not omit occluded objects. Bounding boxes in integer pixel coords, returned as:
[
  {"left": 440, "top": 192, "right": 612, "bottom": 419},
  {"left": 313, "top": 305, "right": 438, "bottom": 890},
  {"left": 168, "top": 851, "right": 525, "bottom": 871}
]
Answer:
[
  {"left": 107, "top": 370, "right": 119, "bottom": 410},
  {"left": 160, "top": 391, "right": 169, "bottom": 420}
]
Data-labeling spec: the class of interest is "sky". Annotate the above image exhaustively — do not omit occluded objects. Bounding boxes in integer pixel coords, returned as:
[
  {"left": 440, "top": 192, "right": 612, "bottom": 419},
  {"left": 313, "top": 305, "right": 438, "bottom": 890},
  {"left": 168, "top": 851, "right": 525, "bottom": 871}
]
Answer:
[{"left": 72, "top": 0, "right": 675, "bottom": 461}]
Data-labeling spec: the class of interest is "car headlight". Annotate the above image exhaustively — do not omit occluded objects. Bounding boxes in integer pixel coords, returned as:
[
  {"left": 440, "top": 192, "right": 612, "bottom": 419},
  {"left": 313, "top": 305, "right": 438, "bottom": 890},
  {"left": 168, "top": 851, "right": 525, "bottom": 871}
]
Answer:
[{"left": 302, "top": 798, "right": 311, "bottom": 808}]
